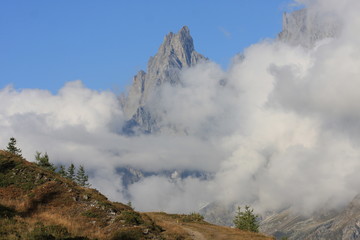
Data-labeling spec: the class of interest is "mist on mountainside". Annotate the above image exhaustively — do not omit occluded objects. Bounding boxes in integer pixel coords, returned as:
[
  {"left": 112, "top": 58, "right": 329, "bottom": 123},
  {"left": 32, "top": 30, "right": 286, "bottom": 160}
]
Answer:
[{"left": 1, "top": 0, "right": 360, "bottom": 216}]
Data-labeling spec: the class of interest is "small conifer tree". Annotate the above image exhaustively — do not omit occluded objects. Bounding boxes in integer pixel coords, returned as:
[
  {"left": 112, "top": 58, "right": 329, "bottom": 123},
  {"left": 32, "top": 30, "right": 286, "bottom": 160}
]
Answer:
[
  {"left": 233, "top": 205, "right": 259, "bottom": 232},
  {"left": 75, "top": 165, "right": 90, "bottom": 187},
  {"left": 67, "top": 164, "right": 76, "bottom": 181},
  {"left": 58, "top": 165, "right": 67, "bottom": 177},
  {"left": 35, "top": 151, "right": 56, "bottom": 171},
  {"left": 6, "top": 137, "right": 22, "bottom": 156}
]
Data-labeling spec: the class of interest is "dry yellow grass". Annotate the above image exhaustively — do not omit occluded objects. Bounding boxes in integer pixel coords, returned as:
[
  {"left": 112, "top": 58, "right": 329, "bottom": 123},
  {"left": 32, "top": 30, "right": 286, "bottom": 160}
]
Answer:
[
  {"left": 146, "top": 212, "right": 275, "bottom": 240},
  {"left": 0, "top": 150, "right": 160, "bottom": 239}
]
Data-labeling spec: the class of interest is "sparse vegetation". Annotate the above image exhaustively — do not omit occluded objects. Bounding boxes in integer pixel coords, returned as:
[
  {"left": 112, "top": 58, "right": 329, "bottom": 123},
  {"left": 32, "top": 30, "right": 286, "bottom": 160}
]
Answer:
[
  {"left": 0, "top": 204, "right": 16, "bottom": 218},
  {"left": 60, "top": 163, "right": 90, "bottom": 187},
  {"left": 167, "top": 212, "right": 205, "bottom": 223},
  {"left": 181, "top": 212, "right": 204, "bottom": 222},
  {"left": 58, "top": 165, "right": 67, "bottom": 177},
  {"left": 5, "top": 137, "right": 22, "bottom": 156},
  {"left": 110, "top": 228, "right": 143, "bottom": 240},
  {"left": 26, "top": 223, "right": 73, "bottom": 240},
  {"left": 82, "top": 209, "right": 101, "bottom": 218},
  {"left": 76, "top": 165, "right": 90, "bottom": 187},
  {"left": 67, "top": 163, "right": 76, "bottom": 181},
  {"left": 118, "top": 210, "right": 144, "bottom": 225},
  {"left": 35, "top": 151, "right": 56, "bottom": 171},
  {"left": 0, "top": 157, "right": 16, "bottom": 172},
  {"left": 0, "top": 217, "right": 91, "bottom": 240},
  {"left": 233, "top": 205, "right": 259, "bottom": 233}
]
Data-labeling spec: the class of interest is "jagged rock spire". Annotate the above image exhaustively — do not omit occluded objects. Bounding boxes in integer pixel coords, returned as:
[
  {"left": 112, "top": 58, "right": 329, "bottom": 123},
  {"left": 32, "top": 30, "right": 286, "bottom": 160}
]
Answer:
[
  {"left": 151, "top": 26, "right": 202, "bottom": 70},
  {"left": 122, "top": 26, "right": 206, "bottom": 133}
]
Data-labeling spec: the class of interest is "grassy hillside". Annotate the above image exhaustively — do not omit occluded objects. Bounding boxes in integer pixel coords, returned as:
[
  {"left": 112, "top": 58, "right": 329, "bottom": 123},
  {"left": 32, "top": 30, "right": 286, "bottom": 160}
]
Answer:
[
  {"left": 147, "top": 212, "right": 274, "bottom": 240},
  {"left": 0, "top": 150, "right": 162, "bottom": 240},
  {"left": 0, "top": 150, "right": 274, "bottom": 240}
]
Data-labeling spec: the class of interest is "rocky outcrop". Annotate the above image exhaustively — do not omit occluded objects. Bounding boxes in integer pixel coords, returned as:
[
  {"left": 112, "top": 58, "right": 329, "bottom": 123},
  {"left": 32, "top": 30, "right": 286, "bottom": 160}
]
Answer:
[
  {"left": 279, "top": 8, "right": 341, "bottom": 48},
  {"left": 122, "top": 26, "right": 206, "bottom": 134}
]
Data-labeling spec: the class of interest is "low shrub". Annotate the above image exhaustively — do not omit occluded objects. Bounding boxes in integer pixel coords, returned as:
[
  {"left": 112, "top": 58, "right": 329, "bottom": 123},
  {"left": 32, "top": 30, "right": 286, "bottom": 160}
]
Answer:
[
  {"left": 82, "top": 211, "right": 99, "bottom": 218},
  {"left": 182, "top": 212, "right": 204, "bottom": 223},
  {"left": 0, "top": 173, "right": 14, "bottom": 187},
  {"left": 110, "top": 228, "right": 143, "bottom": 240},
  {"left": 118, "top": 210, "right": 143, "bottom": 225},
  {"left": 169, "top": 212, "right": 204, "bottom": 223},
  {"left": 27, "top": 223, "right": 69, "bottom": 240},
  {"left": 0, "top": 204, "right": 16, "bottom": 218},
  {"left": 0, "top": 159, "right": 16, "bottom": 173},
  {"left": 82, "top": 209, "right": 100, "bottom": 218}
]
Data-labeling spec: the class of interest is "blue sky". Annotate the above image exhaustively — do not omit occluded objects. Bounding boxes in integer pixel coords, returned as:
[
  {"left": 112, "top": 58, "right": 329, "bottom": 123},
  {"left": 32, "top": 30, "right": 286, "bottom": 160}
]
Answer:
[{"left": 0, "top": 0, "right": 299, "bottom": 93}]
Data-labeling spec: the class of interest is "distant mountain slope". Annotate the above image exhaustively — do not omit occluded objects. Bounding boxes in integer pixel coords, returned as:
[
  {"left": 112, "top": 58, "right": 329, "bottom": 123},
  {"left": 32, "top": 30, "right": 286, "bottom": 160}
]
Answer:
[
  {"left": 0, "top": 150, "right": 273, "bottom": 240},
  {"left": 278, "top": 8, "right": 341, "bottom": 48},
  {"left": 260, "top": 195, "right": 360, "bottom": 240}
]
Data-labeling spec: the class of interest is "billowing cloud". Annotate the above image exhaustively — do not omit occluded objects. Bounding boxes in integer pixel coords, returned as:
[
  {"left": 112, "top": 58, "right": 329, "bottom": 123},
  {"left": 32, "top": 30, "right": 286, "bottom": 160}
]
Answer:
[
  {"left": 0, "top": 80, "right": 223, "bottom": 208},
  {"left": 2, "top": 0, "right": 360, "bottom": 216}
]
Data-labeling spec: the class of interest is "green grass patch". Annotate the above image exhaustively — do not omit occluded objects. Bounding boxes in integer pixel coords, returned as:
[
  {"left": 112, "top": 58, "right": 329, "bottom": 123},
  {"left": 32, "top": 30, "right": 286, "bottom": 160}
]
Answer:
[
  {"left": 82, "top": 209, "right": 101, "bottom": 218},
  {"left": 117, "top": 210, "right": 144, "bottom": 225},
  {"left": 27, "top": 222, "right": 90, "bottom": 240},
  {"left": 181, "top": 212, "right": 204, "bottom": 222},
  {"left": 110, "top": 228, "right": 143, "bottom": 240},
  {"left": 168, "top": 212, "right": 204, "bottom": 223}
]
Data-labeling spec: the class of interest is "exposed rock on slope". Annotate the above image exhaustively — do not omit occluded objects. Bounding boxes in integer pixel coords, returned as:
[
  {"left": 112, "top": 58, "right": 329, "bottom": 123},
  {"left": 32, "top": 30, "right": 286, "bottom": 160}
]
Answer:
[{"left": 122, "top": 26, "right": 206, "bottom": 133}]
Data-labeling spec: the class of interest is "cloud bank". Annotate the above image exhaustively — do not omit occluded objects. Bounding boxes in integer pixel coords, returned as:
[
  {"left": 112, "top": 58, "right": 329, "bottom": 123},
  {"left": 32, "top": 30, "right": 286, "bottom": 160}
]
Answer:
[{"left": 2, "top": 0, "right": 360, "bottom": 215}]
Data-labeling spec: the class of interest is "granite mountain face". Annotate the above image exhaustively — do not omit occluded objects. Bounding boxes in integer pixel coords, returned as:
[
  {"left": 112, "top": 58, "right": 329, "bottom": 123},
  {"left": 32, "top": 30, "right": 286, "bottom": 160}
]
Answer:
[
  {"left": 278, "top": 8, "right": 341, "bottom": 48},
  {"left": 121, "top": 26, "right": 206, "bottom": 134}
]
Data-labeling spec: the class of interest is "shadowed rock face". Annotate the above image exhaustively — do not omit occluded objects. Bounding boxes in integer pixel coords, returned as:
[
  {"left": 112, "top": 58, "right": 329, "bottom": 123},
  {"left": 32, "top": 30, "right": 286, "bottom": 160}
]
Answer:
[
  {"left": 279, "top": 8, "right": 341, "bottom": 48},
  {"left": 122, "top": 26, "right": 206, "bottom": 134}
]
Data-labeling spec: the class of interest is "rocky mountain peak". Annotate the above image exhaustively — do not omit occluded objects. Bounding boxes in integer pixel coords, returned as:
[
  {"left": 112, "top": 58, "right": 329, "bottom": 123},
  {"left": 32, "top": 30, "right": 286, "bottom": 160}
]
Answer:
[
  {"left": 157, "top": 26, "right": 195, "bottom": 67},
  {"left": 122, "top": 26, "right": 206, "bottom": 133},
  {"left": 147, "top": 25, "right": 204, "bottom": 86}
]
